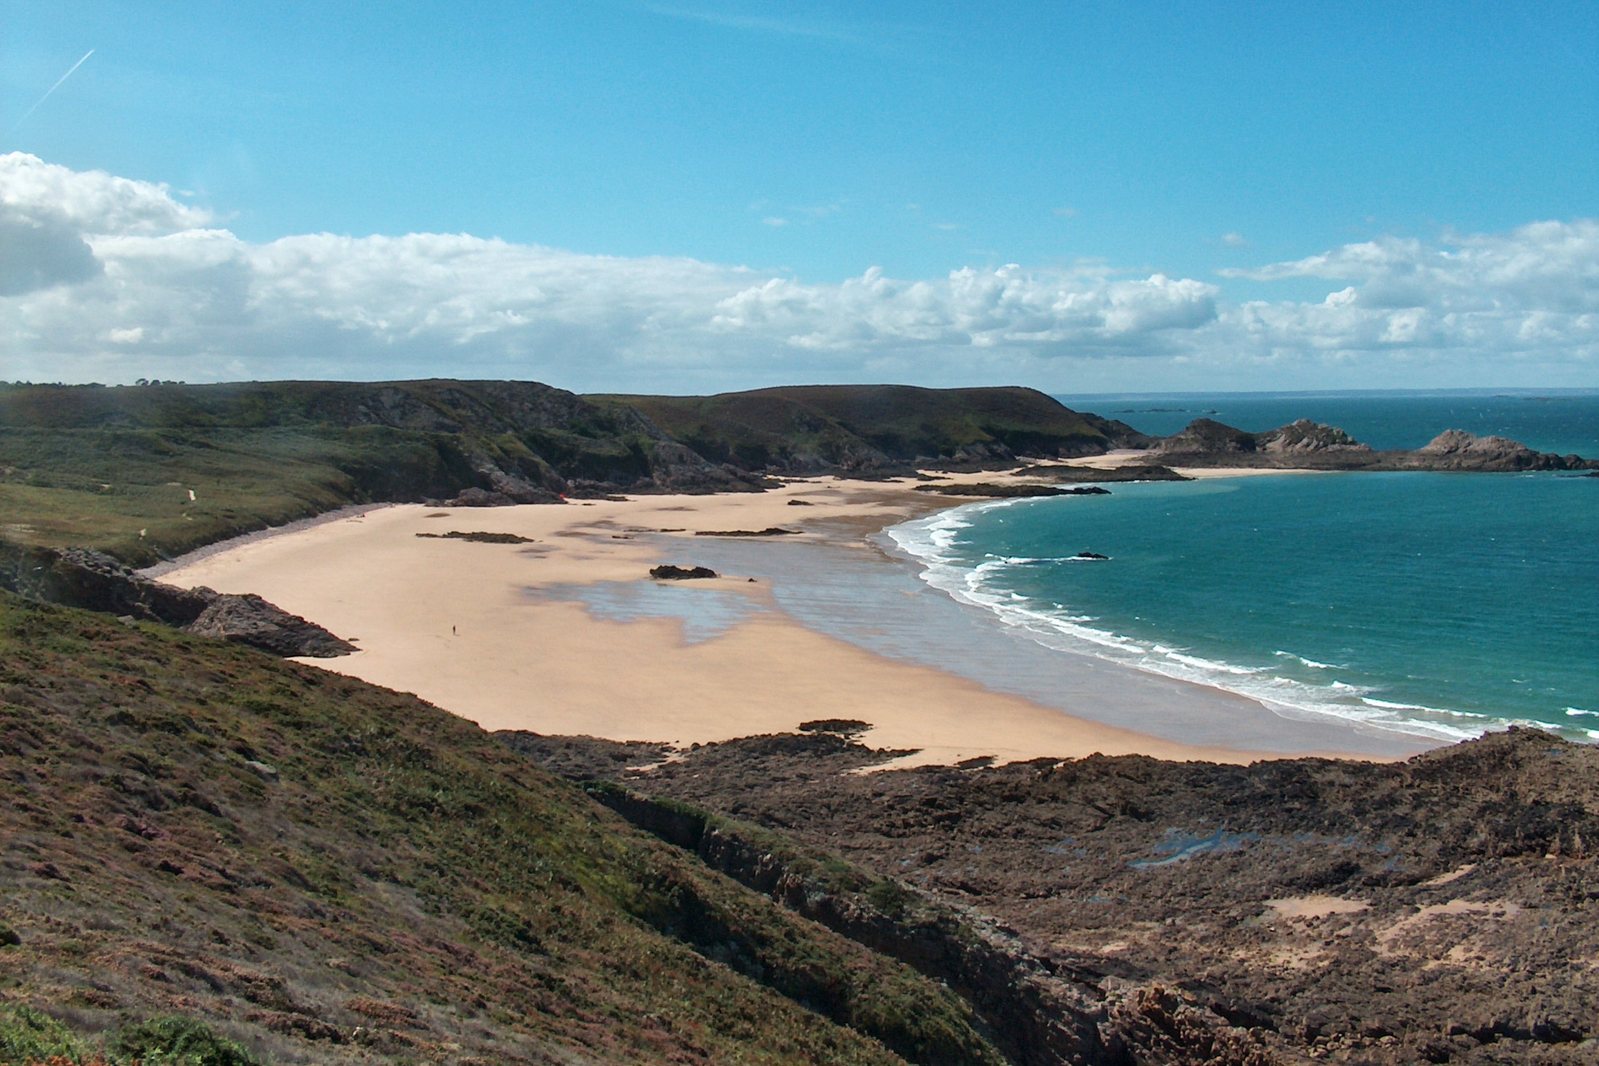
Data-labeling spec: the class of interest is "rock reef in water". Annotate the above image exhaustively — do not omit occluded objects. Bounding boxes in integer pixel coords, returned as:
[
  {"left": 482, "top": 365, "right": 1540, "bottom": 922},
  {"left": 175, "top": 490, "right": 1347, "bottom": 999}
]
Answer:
[
  {"left": 1154, "top": 418, "right": 1597, "bottom": 472},
  {"left": 914, "top": 483, "right": 1111, "bottom": 498},
  {"left": 1406, "top": 428, "right": 1586, "bottom": 471}
]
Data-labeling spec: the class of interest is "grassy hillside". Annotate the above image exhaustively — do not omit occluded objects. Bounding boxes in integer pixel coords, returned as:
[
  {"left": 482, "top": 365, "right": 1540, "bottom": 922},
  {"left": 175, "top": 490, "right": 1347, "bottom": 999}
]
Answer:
[
  {"left": 0, "top": 590, "right": 1007, "bottom": 1065},
  {"left": 1, "top": 380, "right": 1135, "bottom": 567},
  {"left": 597, "top": 385, "right": 1145, "bottom": 471},
  {"left": 0, "top": 380, "right": 733, "bottom": 566}
]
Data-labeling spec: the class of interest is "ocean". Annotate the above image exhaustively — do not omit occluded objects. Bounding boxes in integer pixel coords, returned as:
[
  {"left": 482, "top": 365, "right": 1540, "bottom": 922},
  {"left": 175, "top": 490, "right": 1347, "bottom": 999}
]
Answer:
[{"left": 886, "top": 390, "right": 1599, "bottom": 746}]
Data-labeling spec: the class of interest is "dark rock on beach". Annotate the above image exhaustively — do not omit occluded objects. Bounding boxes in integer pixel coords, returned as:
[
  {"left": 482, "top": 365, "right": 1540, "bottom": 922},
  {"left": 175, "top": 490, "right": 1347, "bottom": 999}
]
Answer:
[
  {"left": 1013, "top": 462, "right": 1192, "bottom": 483},
  {"left": 649, "top": 564, "right": 719, "bottom": 580},
  {"left": 415, "top": 530, "right": 537, "bottom": 544},
  {"left": 694, "top": 527, "right": 801, "bottom": 537}
]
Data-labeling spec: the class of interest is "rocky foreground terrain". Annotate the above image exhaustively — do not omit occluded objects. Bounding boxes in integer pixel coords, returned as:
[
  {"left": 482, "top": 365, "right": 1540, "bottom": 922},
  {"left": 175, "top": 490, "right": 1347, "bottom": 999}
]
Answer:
[{"left": 507, "top": 725, "right": 1599, "bottom": 1065}]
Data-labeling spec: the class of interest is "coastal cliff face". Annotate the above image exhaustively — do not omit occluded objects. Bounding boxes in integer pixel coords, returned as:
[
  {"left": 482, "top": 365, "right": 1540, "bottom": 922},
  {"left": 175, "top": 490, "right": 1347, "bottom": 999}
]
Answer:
[{"left": 1154, "top": 416, "right": 1595, "bottom": 472}]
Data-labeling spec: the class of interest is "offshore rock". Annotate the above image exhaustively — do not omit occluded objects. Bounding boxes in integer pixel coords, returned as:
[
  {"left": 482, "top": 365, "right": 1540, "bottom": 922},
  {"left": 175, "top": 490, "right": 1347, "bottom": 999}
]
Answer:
[
  {"left": 1406, "top": 429, "right": 1584, "bottom": 471},
  {"left": 1155, "top": 418, "right": 1596, "bottom": 472}
]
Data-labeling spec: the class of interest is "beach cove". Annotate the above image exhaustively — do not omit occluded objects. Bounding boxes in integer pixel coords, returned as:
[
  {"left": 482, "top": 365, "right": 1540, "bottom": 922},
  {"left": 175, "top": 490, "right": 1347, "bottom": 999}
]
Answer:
[{"left": 152, "top": 467, "right": 1433, "bottom": 766}]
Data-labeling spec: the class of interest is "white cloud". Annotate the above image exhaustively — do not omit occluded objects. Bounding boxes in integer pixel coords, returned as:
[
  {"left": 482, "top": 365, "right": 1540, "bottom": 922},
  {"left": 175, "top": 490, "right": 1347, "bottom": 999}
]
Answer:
[
  {"left": 1, "top": 153, "right": 1595, "bottom": 391},
  {"left": 1225, "top": 221, "right": 1599, "bottom": 314},
  {"left": 1215, "top": 221, "right": 1599, "bottom": 373},
  {"left": 0, "top": 152, "right": 213, "bottom": 236}
]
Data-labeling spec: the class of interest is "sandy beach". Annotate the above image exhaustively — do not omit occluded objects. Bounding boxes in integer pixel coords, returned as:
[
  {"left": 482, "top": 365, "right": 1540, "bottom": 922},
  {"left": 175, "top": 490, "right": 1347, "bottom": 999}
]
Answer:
[{"left": 154, "top": 463, "right": 1428, "bottom": 767}]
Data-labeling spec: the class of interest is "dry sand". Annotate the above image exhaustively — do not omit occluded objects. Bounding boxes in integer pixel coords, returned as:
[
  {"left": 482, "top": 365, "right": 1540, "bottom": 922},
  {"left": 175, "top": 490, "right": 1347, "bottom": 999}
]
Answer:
[{"left": 155, "top": 465, "right": 1402, "bottom": 767}]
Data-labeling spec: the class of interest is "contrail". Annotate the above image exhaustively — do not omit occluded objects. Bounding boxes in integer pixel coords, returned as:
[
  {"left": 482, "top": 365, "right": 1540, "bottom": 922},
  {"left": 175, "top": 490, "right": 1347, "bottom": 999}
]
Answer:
[{"left": 11, "top": 49, "right": 95, "bottom": 132}]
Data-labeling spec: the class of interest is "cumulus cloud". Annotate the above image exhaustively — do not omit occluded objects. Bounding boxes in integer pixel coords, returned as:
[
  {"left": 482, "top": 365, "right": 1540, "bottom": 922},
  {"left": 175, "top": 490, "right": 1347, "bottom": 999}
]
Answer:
[
  {"left": 0, "top": 152, "right": 1594, "bottom": 390},
  {"left": 0, "top": 207, "right": 101, "bottom": 295},
  {"left": 1226, "top": 221, "right": 1599, "bottom": 314},
  {"left": 0, "top": 152, "right": 212, "bottom": 236},
  {"left": 1218, "top": 221, "right": 1599, "bottom": 371}
]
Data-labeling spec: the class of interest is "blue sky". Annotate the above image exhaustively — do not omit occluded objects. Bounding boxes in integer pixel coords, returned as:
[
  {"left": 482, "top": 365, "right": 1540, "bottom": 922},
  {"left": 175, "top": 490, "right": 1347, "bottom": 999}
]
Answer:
[{"left": 2, "top": 1, "right": 1596, "bottom": 393}]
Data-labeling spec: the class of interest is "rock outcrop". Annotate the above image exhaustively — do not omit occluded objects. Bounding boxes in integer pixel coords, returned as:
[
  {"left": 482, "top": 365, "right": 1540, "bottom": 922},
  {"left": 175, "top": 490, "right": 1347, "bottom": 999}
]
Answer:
[
  {"left": 185, "top": 593, "right": 358, "bottom": 657},
  {"left": 0, "top": 545, "right": 354, "bottom": 657},
  {"left": 914, "top": 483, "right": 1112, "bottom": 498},
  {"left": 649, "top": 564, "right": 719, "bottom": 580},
  {"left": 580, "top": 781, "right": 1114, "bottom": 1066},
  {"left": 509, "top": 725, "right": 1599, "bottom": 1065},
  {"left": 1405, "top": 428, "right": 1587, "bottom": 471},
  {"left": 1155, "top": 418, "right": 1596, "bottom": 472}
]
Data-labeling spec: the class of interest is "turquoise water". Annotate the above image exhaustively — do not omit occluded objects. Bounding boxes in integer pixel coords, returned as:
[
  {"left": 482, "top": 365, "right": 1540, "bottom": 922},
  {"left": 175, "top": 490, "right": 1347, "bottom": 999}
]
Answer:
[{"left": 888, "top": 393, "right": 1599, "bottom": 745}]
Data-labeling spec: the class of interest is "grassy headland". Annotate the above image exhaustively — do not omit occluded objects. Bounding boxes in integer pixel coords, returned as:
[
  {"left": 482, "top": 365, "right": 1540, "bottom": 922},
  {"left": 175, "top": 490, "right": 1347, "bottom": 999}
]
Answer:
[{"left": 598, "top": 384, "right": 1145, "bottom": 471}]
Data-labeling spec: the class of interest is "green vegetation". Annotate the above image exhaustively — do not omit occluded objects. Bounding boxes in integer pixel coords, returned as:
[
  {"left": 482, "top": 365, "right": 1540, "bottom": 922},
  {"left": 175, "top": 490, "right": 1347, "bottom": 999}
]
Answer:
[
  {"left": 600, "top": 384, "right": 1142, "bottom": 469},
  {"left": 1, "top": 379, "right": 1128, "bottom": 568},
  {"left": 0, "top": 1005, "right": 260, "bottom": 1066},
  {"left": 0, "top": 590, "right": 1006, "bottom": 1064},
  {"left": 0, "top": 380, "right": 687, "bottom": 565},
  {"left": 107, "top": 1017, "right": 260, "bottom": 1066}
]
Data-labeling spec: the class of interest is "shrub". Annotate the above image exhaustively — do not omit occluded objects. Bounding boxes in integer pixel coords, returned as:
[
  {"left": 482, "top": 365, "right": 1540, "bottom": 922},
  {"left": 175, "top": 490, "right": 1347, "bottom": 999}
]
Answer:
[
  {"left": 107, "top": 1017, "right": 259, "bottom": 1066},
  {"left": 0, "top": 1004, "right": 91, "bottom": 1064}
]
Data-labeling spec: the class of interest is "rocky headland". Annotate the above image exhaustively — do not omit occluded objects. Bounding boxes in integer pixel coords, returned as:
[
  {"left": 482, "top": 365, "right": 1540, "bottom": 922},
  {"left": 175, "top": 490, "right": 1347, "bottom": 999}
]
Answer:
[
  {"left": 1153, "top": 417, "right": 1596, "bottom": 472},
  {"left": 0, "top": 543, "right": 354, "bottom": 657}
]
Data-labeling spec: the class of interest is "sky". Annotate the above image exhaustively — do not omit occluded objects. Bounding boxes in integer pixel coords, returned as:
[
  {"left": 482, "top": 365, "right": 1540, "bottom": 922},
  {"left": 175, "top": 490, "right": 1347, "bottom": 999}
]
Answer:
[{"left": 1, "top": 0, "right": 1596, "bottom": 395}]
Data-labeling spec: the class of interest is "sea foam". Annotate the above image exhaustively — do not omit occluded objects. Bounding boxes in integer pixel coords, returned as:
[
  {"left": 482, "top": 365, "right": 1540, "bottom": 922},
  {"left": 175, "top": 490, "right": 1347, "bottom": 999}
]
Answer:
[{"left": 886, "top": 499, "right": 1558, "bottom": 747}]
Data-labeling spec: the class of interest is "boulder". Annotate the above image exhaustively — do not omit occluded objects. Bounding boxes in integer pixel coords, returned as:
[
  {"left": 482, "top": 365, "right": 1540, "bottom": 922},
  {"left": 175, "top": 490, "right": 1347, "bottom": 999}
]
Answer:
[{"left": 650, "top": 565, "right": 719, "bottom": 580}]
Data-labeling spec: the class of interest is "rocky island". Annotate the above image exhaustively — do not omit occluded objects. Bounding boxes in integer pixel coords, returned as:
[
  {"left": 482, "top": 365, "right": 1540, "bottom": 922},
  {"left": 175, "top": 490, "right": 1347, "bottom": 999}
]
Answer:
[{"left": 1152, "top": 417, "right": 1596, "bottom": 472}]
